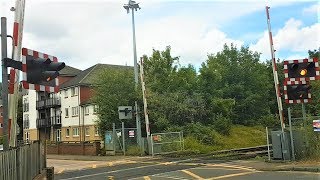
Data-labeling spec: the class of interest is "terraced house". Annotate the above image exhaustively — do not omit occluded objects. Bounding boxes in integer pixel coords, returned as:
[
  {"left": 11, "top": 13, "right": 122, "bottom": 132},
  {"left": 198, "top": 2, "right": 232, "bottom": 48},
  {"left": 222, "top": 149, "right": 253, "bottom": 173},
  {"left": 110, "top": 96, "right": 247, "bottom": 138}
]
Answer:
[{"left": 22, "top": 64, "right": 121, "bottom": 142}]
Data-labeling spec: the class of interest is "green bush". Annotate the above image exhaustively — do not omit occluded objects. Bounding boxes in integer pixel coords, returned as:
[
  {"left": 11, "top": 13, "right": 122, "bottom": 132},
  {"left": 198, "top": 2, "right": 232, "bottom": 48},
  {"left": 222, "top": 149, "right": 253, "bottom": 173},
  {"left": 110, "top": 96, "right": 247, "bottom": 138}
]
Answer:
[
  {"left": 213, "top": 114, "right": 232, "bottom": 135},
  {"left": 0, "top": 136, "right": 3, "bottom": 144}
]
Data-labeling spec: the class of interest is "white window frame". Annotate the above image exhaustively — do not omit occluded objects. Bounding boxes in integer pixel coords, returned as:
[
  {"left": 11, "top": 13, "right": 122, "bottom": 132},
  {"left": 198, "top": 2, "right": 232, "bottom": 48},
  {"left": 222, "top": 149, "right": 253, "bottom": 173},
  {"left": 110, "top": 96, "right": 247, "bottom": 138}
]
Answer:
[
  {"left": 66, "top": 128, "right": 70, "bottom": 137},
  {"left": 0, "top": 123, "right": 3, "bottom": 128},
  {"left": 65, "top": 108, "right": 69, "bottom": 118},
  {"left": 93, "top": 105, "right": 98, "bottom": 114},
  {"left": 64, "top": 89, "right": 68, "bottom": 98},
  {"left": 85, "top": 127, "right": 90, "bottom": 136},
  {"left": 71, "top": 87, "right": 78, "bottom": 96},
  {"left": 94, "top": 126, "right": 99, "bottom": 136},
  {"left": 25, "top": 132, "right": 30, "bottom": 141},
  {"left": 72, "top": 107, "right": 79, "bottom": 116},
  {"left": 72, "top": 127, "right": 79, "bottom": 137},
  {"left": 85, "top": 106, "right": 90, "bottom": 115}
]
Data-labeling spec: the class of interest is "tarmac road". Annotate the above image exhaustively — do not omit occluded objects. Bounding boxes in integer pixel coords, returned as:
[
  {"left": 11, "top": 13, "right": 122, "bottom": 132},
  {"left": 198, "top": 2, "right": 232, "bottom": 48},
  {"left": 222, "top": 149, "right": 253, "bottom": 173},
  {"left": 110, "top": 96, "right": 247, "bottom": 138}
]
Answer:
[{"left": 53, "top": 158, "right": 320, "bottom": 180}]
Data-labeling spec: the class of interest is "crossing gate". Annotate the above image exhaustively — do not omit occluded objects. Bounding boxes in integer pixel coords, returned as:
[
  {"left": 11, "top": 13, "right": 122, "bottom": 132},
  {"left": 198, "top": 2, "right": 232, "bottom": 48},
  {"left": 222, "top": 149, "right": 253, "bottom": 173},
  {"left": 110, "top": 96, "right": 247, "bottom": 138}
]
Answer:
[{"left": 151, "top": 132, "right": 184, "bottom": 156}]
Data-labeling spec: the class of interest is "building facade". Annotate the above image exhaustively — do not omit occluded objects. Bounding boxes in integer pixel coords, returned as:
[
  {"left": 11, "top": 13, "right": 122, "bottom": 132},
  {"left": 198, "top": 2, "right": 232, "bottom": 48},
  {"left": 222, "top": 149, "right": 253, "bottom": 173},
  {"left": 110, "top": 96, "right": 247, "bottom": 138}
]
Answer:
[{"left": 22, "top": 65, "right": 105, "bottom": 142}]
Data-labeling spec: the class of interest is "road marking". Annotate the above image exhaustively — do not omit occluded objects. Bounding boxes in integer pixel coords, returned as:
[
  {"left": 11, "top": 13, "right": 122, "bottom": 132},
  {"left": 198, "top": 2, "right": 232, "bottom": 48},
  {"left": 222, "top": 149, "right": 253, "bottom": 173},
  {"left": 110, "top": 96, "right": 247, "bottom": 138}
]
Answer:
[
  {"left": 208, "top": 171, "right": 258, "bottom": 180},
  {"left": 59, "top": 163, "right": 162, "bottom": 180},
  {"left": 181, "top": 169, "right": 204, "bottom": 179},
  {"left": 153, "top": 174, "right": 187, "bottom": 180},
  {"left": 107, "top": 162, "right": 114, "bottom": 166},
  {"left": 143, "top": 176, "right": 151, "bottom": 180},
  {"left": 57, "top": 169, "right": 65, "bottom": 174},
  {"left": 206, "top": 163, "right": 257, "bottom": 171}
]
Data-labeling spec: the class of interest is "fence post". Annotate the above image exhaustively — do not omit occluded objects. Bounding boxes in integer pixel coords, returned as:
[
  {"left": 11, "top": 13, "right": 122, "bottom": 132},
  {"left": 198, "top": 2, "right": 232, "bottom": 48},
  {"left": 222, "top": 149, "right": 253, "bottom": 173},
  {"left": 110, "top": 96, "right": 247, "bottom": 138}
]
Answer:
[
  {"left": 266, "top": 127, "right": 271, "bottom": 161},
  {"left": 122, "top": 122, "right": 126, "bottom": 156},
  {"left": 288, "top": 108, "right": 296, "bottom": 161},
  {"left": 16, "top": 147, "right": 20, "bottom": 180},
  {"left": 151, "top": 134, "right": 154, "bottom": 157},
  {"left": 113, "top": 123, "right": 116, "bottom": 155}
]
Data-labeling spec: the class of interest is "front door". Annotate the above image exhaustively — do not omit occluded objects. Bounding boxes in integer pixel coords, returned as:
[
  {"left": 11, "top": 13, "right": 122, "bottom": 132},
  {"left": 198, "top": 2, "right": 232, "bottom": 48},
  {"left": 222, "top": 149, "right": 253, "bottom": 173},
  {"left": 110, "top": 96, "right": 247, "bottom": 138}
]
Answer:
[{"left": 56, "top": 129, "right": 61, "bottom": 142}]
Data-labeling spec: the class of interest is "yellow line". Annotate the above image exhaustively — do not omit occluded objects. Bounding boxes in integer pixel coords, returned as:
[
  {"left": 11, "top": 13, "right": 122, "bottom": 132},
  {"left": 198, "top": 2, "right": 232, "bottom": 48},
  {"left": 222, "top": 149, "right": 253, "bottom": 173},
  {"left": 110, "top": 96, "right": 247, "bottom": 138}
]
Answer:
[
  {"left": 206, "top": 164, "right": 256, "bottom": 171},
  {"left": 143, "top": 176, "right": 151, "bottom": 180},
  {"left": 208, "top": 171, "right": 257, "bottom": 180},
  {"left": 57, "top": 169, "right": 64, "bottom": 174},
  {"left": 181, "top": 170, "right": 204, "bottom": 180}
]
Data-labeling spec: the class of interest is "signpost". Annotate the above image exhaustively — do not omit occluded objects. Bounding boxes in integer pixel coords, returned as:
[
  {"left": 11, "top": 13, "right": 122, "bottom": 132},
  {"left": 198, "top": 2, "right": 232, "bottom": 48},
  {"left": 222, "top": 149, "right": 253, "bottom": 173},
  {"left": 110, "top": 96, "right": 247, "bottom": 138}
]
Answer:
[{"left": 313, "top": 120, "right": 320, "bottom": 132}]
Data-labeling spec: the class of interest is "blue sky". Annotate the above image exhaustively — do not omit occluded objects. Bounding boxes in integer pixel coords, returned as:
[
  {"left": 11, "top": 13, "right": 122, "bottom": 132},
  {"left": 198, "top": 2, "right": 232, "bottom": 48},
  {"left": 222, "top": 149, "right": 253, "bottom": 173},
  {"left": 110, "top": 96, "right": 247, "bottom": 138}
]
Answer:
[{"left": 0, "top": 0, "right": 319, "bottom": 70}]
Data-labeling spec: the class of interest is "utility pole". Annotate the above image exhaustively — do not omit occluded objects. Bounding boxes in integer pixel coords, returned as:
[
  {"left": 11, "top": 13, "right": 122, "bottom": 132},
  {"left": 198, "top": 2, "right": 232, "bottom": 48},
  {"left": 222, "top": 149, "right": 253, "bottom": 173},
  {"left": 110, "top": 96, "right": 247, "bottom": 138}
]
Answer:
[
  {"left": 123, "top": 0, "right": 142, "bottom": 148},
  {"left": 1, "top": 17, "right": 9, "bottom": 151}
]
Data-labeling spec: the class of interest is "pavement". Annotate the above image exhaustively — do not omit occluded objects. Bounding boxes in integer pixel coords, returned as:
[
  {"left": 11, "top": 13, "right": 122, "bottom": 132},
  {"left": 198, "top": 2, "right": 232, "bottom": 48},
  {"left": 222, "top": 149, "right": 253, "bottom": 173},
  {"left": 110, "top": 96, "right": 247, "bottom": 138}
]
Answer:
[{"left": 47, "top": 154, "right": 320, "bottom": 174}]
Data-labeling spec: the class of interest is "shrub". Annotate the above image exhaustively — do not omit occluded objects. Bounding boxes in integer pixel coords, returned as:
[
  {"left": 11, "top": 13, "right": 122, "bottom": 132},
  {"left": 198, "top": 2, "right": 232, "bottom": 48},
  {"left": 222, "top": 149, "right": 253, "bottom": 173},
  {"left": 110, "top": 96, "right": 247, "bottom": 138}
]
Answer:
[{"left": 213, "top": 114, "right": 232, "bottom": 135}]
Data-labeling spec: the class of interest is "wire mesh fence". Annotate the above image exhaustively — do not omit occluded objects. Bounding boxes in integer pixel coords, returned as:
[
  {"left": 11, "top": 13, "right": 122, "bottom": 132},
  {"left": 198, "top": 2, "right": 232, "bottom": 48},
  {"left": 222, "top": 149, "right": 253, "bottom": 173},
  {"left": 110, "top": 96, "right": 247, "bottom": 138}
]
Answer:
[
  {"left": 151, "top": 132, "right": 184, "bottom": 156},
  {"left": 266, "top": 114, "right": 320, "bottom": 161}
]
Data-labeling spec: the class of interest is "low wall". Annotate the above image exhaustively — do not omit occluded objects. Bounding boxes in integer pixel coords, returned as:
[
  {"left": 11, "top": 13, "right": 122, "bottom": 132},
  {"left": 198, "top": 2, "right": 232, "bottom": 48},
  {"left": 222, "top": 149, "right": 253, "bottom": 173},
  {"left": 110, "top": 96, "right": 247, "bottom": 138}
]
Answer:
[{"left": 47, "top": 141, "right": 101, "bottom": 155}]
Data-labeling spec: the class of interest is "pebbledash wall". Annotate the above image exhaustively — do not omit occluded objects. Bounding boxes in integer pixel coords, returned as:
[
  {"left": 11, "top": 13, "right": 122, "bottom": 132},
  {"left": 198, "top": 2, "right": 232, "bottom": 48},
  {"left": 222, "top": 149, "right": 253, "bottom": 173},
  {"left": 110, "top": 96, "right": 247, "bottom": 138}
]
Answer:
[{"left": 22, "top": 86, "right": 101, "bottom": 143}]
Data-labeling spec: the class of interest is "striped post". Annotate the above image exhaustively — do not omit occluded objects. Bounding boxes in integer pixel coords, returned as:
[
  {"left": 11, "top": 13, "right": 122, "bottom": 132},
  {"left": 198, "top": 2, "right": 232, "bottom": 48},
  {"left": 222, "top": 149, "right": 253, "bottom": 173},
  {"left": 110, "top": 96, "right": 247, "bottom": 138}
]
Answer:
[
  {"left": 8, "top": 0, "right": 26, "bottom": 147},
  {"left": 139, "top": 57, "right": 150, "bottom": 137},
  {"left": 266, "top": 6, "right": 285, "bottom": 131}
]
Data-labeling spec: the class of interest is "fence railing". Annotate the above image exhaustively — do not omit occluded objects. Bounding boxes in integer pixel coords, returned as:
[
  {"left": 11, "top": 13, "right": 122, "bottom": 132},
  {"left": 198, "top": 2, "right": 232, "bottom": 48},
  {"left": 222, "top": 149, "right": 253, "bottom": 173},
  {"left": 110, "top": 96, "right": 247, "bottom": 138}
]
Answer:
[
  {"left": 151, "top": 132, "right": 184, "bottom": 156},
  {"left": 0, "top": 141, "right": 45, "bottom": 180}
]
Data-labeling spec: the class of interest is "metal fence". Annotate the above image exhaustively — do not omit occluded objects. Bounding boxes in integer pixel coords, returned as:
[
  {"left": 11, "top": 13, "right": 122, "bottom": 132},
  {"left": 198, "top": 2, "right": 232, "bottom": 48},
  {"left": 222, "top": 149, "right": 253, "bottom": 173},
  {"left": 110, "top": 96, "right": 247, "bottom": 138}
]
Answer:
[
  {"left": 151, "top": 132, "right": 184, "bottom": 156},
  {"left": 0, "top": 141, "right": 45, "bottom": 180}
]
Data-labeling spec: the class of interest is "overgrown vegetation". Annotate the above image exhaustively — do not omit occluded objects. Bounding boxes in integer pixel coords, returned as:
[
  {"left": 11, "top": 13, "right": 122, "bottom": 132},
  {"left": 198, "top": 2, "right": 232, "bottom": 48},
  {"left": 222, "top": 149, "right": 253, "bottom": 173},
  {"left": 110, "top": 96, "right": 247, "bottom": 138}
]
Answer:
[{"left": 93, "top": 44, "right": 319, "bottom": 156}]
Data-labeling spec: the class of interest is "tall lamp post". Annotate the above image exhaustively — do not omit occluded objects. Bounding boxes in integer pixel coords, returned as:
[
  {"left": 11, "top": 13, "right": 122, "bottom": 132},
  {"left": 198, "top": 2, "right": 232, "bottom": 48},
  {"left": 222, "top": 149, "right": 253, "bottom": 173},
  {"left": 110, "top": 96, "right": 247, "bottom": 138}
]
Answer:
[{"left": 123, "top": 0, "right": 143, "bottom": 149}]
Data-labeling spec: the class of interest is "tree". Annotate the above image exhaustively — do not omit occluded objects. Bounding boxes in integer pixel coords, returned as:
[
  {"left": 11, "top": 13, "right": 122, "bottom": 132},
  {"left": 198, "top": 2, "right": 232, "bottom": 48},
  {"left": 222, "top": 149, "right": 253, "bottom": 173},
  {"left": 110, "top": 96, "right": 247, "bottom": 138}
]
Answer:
[
  {"left": 93, "top": 67, "right": 136, "bottom": 133},
  {"left": 199, "top": 44, "right": 272, "bottom": 125}
]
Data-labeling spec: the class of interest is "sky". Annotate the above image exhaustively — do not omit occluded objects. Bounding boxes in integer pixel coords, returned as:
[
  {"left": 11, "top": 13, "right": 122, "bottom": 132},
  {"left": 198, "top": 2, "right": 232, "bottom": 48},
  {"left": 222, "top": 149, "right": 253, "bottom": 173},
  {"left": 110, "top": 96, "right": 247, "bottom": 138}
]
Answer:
[{"left": 0, "top": 0, "right": 319, "bottom": 71}]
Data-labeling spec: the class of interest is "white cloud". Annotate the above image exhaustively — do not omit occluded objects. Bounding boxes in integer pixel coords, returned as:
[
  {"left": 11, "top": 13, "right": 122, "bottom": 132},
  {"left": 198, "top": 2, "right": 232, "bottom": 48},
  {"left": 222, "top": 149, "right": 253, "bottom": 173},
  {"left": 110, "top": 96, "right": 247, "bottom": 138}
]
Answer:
[
  {"left": 302, "top": 3, "right": 319, "bottom": 14},
  {"left": 250, "top": 18, "right": 320, "bottom": 60},
  {"left": 0, "top": 0, "right": 316, "bottom": 70}
]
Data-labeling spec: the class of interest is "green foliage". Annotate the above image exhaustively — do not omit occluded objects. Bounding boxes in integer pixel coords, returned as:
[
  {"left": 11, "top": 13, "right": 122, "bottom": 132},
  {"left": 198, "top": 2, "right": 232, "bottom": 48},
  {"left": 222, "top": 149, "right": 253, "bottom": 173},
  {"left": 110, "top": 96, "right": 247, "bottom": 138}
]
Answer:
[
  {"left": 126, "top": 146, "right": 142, "bottom": 156},
  {"left": 0, "top": 136, "right": 3, "bottom": 144},
  {"left": 199, "top": 44, "right": 272, "bottom": 125},
  {"left": 182, "top": 125, "right": 266, "bottom": 153},
  {"left": 93, "top": 67, "right": 136, "bottom": 133},
  {"left": 213, "top": 114, "right": 232, "bottom": 135}
]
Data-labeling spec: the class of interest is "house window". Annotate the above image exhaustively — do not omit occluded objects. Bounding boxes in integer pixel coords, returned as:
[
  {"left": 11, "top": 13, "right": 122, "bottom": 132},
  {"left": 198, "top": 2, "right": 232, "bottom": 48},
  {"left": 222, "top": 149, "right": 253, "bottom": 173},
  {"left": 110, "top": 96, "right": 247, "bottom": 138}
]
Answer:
[
  {"left": 71, "top": 87, "right": 78, "bottom": 96},
  {"left": 64, "top": 89, "right": 68, "bottom": 98},
  {"left": 66, "top": 128, "right": 70, "bottom": 137},
  {"left": 25, "top": 132, "right": 30, "bottom": 141},
  {"left": 0, "top": 123, "right": 3, "bottom": 128},
  {"left": 85, "top": 127, "right": 90, "bottom": 136},
  {"left": 23, "top": 97, "right": 29, "bottom": 112},
  {"left": 24, "top": 114, "right": 29, "bottom": 129},
  {"left": 93, "top": 105, "right": 98, "bottom": 114},
  {"left": 85, "top": 106, "right": 90, "bottom": 115},
  {"left": 65, "top": 108, "right": 69, "bottom": 118},
  {"left": 72, "top": 127, "right": 79, "bottom": 137},
  {"left": 72, "top": 107, "right": 79, "bottom": 116},
  {"left": 95, "top": 126, "right": 99, "bottom": 136}
]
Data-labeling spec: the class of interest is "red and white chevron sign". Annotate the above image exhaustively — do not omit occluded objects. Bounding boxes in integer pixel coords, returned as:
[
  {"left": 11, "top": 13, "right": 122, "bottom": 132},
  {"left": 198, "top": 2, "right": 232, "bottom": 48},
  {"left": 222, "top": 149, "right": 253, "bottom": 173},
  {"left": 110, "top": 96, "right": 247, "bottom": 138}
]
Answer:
[
  {"left": 283, "top": 58, "right": 320, "bottom": 82},
  {"left": 21, "top": 48, "right": 60, "bottom": 93},
  {"left": 283, "top": 80, "right": 312, "bottom": 104}
]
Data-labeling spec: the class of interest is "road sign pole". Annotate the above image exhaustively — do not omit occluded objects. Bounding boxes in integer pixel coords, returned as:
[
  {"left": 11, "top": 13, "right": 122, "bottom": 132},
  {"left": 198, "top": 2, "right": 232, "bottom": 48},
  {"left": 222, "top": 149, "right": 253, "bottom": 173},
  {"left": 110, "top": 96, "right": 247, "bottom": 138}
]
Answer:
[{"left": 1, "top": 17, "right": 9, "bottom": 151}]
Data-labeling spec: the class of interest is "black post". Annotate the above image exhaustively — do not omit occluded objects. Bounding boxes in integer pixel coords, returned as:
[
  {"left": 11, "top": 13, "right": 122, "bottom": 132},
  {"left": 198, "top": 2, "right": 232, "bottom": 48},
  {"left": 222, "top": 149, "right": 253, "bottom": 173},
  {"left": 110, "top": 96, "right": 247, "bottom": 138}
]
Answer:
[{"left": 1, "top": 17, "right": 9, "bottom": 151}]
